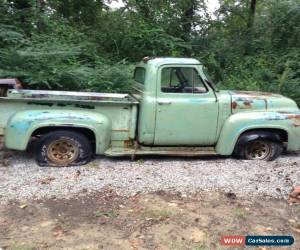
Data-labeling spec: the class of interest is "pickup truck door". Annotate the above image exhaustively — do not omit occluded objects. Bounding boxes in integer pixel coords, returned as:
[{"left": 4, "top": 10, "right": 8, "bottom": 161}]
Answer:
[{"left": 154, "top": 65, "right": 219, "bottom": 145}]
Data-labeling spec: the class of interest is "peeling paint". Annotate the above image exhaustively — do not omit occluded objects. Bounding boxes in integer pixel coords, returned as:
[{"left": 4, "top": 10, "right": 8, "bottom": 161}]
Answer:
[
  {"left": 229, "top": 90, "right": 298, "bottom": 114},
  {"left": 231, "top": 96, "right": 266, "bottom": 112},
  {"left": 263, "top": 112, "right": 300, "bottom": 128},
  {"left": 124, "top": 139, "right": 134, "bottom": 148},
  {"left": 293, "top": 122, "right": 300, "bottom": 127},
  {"left": 112, "top": 129, "right": 130, "bottom": 132},
  {"left": 232, "top": 101, "right": 238, "bottom": 109},
  {"left": 243, "top": 100, "right": 253, "bottom": 107},
  {"left": 230, "top": 90, "right": 278, "bottom": 97},
  {"left": 5, "top": 109, "right": 113, "bottom": 153},
  {"left": 7, "top": 89, "right": 138, "bottom": 104}
]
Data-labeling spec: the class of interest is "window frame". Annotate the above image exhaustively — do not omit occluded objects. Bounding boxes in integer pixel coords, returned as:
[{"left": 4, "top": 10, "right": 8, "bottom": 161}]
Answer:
[
  {"left": 134, "top": 67, "right": 146, "bottom": 85},
  {"left": 159, "top": 65, "right": 209, "bottom": 95}
]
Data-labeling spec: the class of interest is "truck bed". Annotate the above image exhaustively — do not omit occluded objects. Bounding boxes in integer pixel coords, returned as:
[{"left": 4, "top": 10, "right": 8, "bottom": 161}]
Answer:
[
  {"left": 0, "top": 90, "right": 139, "bottom": 149},
  {"left": 5, "top": 89, "right": 138, "bottom": 104}
]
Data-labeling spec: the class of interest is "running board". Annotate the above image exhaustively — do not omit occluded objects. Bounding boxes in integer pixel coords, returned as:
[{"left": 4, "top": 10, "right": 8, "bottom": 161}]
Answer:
[{"left": 104, "top": 146, "right": 217, "bottom": 157}]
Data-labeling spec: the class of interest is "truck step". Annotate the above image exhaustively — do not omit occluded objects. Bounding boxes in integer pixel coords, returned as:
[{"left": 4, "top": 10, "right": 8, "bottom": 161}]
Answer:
[{"left": 104, "top": 146, "right": 217, "bottom": 157}]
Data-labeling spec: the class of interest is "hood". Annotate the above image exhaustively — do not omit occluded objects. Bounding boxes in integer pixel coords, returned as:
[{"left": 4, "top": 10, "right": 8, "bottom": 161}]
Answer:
[{"left": 229, "top": 91, "right": 299, "bottom": 113}]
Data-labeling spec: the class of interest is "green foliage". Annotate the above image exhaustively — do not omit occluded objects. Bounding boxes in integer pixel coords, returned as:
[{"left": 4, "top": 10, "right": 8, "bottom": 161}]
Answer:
[
  {"left": 86, "top": 60, "right": 133, "bottom": 93},
  {"left": 0, "top": 15, "right": 132, "bottom": 92},
  {"left": 0, "top": 0, "right": 299, "bottom": 105},
  {"left": 196, "top": 0, "right": 300, "bottom": 105}
]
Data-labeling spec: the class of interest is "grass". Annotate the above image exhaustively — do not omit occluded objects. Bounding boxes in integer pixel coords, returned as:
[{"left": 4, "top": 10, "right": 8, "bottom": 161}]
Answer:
[
  {"left": 193, "top": 245, "right": 207, "bottom": 250},
  {"left": 57, "top": 215, "right": 72, "bottom": 230},
  {"left": 233, "top": 207, "right": 248, "bottom": 220},
  {"left": 142, "top": 209, "right": 173, "bottom": 221},
  {"left": 85, "top": 161, "right": 100, "bottom": 169},
  {"left": 94, "top": 210, "right": 119, "bottom": 218},
  {"left": 11, "top": 245, "right": 36, "bottom": 250},
  {"left": 137, "top": 159, "right": 145, "bottom": 164}
]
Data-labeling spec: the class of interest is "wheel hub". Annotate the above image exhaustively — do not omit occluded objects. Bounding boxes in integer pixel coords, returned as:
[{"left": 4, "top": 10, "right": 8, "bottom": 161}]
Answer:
[
  {"left": 245, "top": 140, "right": 271, "bottom": 160},
  {"left": 47, "top": 139, "right": 79, "bottom": 166}
]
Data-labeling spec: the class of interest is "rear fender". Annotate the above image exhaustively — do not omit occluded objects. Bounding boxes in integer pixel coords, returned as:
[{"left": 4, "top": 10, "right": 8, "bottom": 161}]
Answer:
[{"left": 5, "top": 110, "right": 112, "bottom": 154}]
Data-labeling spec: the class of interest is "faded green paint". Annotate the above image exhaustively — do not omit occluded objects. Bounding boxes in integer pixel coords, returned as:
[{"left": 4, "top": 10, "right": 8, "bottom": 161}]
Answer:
[
  {"left": 135, "top": 58, "right": 207, "bottom": 145},
  {"left": 0, "top": 57, "right": 300, "bottom": 158},
  {"left": 216, "top": 111, "right": 300, "bottom": 154},
  {"left": 230, "top": 90, "right": 298, "bottom": 113},
  {"left": 5, "top": 110, "right": 112, "bottom": 154},
  {"left": 153, "top": 64, "right": 218, "bottom": 145},
  {"left": 0, "top": 93, "right": 137, "bottom": 153}
]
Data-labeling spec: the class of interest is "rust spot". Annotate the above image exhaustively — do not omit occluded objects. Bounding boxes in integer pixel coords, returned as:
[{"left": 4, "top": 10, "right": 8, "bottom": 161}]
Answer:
[
  {"left": 112, "top": 129, "right": 129, "bottom": 132},
  {"left": 232, "top": 101, "right": 237, "bottom": 109},
  {"left": 234, "top": 96, "right": 268, "bottom": 110},
  {"left": 293, "top": 122, "right": 300, "bottom": 127},
  {"left": 232, "top": 91, "right": 274, "bottom": 97},
  {"left": 278, "top": 112, "right": 300, "bottom": 126},
  {"left": 278, "top": 112, "right": 300, "bottom": 119},
  {"left": 287, "top": 114, "right": 300, "bottom": 120},
  {"left": 243, "top": 100, "right": 253, "bottom": 107},
  {"left": 124, "top": 140, "right": 134, "bottom": 148}
]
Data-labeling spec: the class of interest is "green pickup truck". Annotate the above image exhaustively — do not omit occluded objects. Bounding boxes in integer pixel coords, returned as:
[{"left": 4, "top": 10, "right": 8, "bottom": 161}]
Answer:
[{"left": 0, "top": 57, "right": 299, "bottom": 166}]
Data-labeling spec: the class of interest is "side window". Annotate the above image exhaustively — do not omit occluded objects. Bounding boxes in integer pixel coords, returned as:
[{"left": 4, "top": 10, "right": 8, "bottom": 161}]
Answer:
[
  {"left": 161, "top": 67, "right": 207, "bottom": 94},
  {"left": 134, "top": 67, "right": 145, "bottom": 84}
]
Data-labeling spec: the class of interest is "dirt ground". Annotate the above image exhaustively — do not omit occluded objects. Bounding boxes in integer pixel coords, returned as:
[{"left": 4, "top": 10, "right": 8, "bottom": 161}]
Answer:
[
  {"left": 1, "top": 136, "right": 300, "bottom": 249},
  {"left": 1, "top": 190, "right": 300, "bottom": 250}
]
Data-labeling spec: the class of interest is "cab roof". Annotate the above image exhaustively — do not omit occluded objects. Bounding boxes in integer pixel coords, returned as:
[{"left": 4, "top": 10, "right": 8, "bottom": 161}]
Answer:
[{"left": 137, "top": 57, "right": 201, "bottom": 68}]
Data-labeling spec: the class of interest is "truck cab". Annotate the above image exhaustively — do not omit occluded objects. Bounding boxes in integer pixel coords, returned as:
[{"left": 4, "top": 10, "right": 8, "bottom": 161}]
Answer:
[
  {"left": 134, "top": 57, "right": 220, "bottom": 146},
  {"left": 129, "top": 57, "right": 300, "bottom": 158}
]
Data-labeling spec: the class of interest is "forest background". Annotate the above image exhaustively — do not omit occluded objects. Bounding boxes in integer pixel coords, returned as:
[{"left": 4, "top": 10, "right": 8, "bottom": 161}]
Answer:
[{"left": 0, "top": 0, "right": 299, "bottom": 104}]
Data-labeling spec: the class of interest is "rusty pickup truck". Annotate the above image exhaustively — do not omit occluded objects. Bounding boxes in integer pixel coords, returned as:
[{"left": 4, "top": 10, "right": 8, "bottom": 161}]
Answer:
[{"left": 0, "top": 57, "right": 299, "bottom": 166}]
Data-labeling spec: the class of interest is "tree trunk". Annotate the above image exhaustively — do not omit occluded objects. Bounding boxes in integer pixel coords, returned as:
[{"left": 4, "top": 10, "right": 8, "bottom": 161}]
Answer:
[
  {"left": 36, "top": 0, "right": 46, "bottom": 32},
  {"left": 36, "top": 0, "right": 45, "bottom": 10},
  {"left": 181, "top": 0, "right": 196, "bottom": 39},
  {"left": 244, "top": 0, "right": 257, "bottom": 55},
  {"left": 136, "top": 0, "right": 152, "bottom": 20},
  {"left": 247, "top": 0, "right": 257, "bottom": 29}
]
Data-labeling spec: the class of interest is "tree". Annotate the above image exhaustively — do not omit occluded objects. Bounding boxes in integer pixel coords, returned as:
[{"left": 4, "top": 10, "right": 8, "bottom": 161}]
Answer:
[
  {"left": 247, "top": 0, "right": 257, "bottom": 29},
  {"left": 0, "top": 0, "right": 299, "bottom": 105}
]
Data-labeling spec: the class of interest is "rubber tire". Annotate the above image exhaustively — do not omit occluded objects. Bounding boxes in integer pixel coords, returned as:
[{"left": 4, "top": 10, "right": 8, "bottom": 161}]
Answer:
[
  {"left": 241, "top": 139, "right": 283, "bottom": 161},
  {"left": 35, "top": 130, "right": 93, "bottom": 167}
]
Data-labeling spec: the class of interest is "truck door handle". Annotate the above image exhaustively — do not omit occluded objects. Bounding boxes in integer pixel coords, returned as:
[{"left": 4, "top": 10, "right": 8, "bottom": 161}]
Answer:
[{"left": 158, "top": 101, "right": 172, "bottom": 105}]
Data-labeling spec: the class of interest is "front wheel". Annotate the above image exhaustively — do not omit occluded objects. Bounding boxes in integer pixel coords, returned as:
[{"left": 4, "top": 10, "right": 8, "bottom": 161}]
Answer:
[
  {"left": 242, "top": 139, "right": 283, "bottom": 161},
  {"left": 35, "top": 130, "right": 93, "bottom": 167}
]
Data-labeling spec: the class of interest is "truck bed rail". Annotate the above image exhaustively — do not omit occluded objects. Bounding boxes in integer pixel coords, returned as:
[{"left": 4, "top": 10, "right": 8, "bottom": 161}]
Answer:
[{"left": 4, "top": 89, "right": 138, "bottom": 104}]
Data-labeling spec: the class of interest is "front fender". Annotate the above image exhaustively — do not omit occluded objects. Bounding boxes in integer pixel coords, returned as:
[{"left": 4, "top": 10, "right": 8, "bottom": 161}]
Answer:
[
  {"left": 216, "top": 111, "right": 300, "bottom": 155},
  {"left": 5, "top": 110, "right": 112, "bottom": 154}
]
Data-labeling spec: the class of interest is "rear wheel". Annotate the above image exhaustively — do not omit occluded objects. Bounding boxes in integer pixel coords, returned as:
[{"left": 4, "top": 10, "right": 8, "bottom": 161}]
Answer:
[{"left": 35, "top": 130, "right": 93, "bottom": 167}]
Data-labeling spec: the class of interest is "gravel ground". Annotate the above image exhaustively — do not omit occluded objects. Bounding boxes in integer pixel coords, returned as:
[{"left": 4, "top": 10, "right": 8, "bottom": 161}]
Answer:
[{"left": 0, "top": 151, "right": 299, "bottom": 204}]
